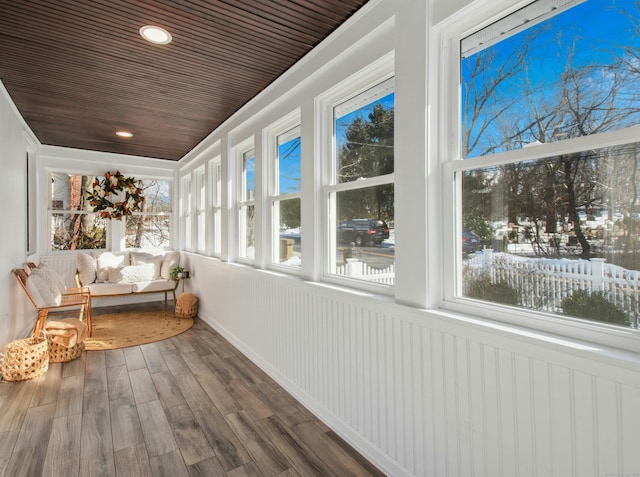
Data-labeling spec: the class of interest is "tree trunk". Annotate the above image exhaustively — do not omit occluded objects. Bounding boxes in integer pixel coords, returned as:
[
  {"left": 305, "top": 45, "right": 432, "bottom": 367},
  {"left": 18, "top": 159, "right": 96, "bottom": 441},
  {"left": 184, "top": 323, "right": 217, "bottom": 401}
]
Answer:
[{"left": 562, "top": 156, "right": 591, "bottom": 258}]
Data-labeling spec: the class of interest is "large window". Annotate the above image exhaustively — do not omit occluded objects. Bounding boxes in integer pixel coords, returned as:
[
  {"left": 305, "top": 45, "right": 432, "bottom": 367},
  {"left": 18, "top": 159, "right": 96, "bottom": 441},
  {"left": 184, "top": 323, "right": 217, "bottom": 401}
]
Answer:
[
  {"left": 50, "top": 173, "right": 171, "bottom": 251},
  {"left": 453, "top": 0, "right": 640, "bottom": 330},
  {"left": 125, "top": 179, "right": 172, "bottom": 249},
  {"left": 50, "top": 173, "right": 106, "bottom": 251},
  {"left": 238, "top": 148, "right": 256, "bottom": 262},
  {"left": 271, "top": 125, "right": 302, "bottom": 268},
  {"left": 327, "top": 78, "right": 395, "bottom": 287}
]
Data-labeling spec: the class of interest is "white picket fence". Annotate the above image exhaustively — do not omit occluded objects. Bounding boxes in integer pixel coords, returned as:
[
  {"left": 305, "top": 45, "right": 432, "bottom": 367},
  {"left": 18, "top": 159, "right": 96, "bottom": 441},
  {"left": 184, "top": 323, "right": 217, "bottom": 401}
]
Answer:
[
  {"left": 464, "top": 249, "right": 640, "bottom": 326},
  {"left": 336, "top": 258, "right": 395, "bottom": 285}
]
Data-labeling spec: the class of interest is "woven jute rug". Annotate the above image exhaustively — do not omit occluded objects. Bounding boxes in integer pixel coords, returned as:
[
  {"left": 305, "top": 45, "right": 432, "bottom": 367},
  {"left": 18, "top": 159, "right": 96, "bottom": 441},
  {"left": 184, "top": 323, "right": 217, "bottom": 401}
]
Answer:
[{"left": 84, "top": 311, "right": 194, "bottom": 350}]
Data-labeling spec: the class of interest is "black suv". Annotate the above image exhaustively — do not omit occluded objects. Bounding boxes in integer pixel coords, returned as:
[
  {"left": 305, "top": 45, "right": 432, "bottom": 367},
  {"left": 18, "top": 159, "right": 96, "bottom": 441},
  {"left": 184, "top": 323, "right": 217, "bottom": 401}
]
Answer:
[
  {"left": 462, "top": 231, "right": 482, "bottom": 254},
  {"left": 339, "top": 219, "right": 390, "bottom": 246}
]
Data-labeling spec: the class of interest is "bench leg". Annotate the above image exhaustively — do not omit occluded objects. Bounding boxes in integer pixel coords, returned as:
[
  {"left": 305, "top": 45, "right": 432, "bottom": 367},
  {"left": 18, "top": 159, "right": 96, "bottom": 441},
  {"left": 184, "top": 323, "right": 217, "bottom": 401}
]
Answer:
[{"left": 85, "top": 297, "right": 92, "bottom": 337}]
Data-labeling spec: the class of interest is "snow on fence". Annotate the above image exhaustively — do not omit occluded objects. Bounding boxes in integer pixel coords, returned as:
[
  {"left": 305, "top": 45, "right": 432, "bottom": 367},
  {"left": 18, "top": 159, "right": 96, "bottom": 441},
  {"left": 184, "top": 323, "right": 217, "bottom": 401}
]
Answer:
[
  {"left": 335, "top": 258, "right": 395, "bottom": 285},
  {"left": 464, "top": 249, "right": 640, "bottom": 325}
]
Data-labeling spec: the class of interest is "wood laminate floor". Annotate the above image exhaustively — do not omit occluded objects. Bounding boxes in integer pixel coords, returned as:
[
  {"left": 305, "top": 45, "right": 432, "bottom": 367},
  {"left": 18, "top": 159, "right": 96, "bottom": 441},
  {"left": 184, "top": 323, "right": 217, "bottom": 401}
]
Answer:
[{"left": 0, "top": 302, "right": 385, "bottom": 477}]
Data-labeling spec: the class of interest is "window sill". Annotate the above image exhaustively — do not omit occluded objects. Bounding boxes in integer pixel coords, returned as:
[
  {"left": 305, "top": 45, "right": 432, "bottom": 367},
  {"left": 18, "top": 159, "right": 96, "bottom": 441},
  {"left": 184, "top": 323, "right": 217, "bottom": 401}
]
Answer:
[{"left": 440, "top": 298, "right": 640, "bottom": 370}]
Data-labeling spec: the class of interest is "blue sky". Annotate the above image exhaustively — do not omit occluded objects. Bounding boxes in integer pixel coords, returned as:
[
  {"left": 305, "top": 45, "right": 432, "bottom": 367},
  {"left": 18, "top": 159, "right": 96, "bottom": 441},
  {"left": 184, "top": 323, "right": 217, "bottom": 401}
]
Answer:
[
  {"left": 335, "top": 93, "right": 395, "bottom": 150},
  {"left": 462, "top": 0, "right": 640, "bottom": 157},
  {"left": 243, "top": 138, "right": 301, "bottom": 196},
  {"left": 278, "top": 137, "right": 301, "bottom": 194}
]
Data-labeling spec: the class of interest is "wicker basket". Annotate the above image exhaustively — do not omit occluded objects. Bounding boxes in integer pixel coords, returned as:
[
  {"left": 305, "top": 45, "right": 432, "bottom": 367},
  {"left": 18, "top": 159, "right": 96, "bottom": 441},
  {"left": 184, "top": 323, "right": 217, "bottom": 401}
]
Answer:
[
  {"left": 1, "top": 333, "right": 49, "bottom": 381},
  {"left": 175, "top": 293, "right": 198, "bottom": 318},
  {"left": 47, "top": 337, "right": 85, "bottom": 363}
]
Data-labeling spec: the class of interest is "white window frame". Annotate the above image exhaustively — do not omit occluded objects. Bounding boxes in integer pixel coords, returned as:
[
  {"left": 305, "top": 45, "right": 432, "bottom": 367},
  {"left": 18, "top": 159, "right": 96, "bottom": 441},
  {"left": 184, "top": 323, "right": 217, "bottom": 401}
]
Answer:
[
  {"left": 236, "top": 140, "right": 256, "bottom": 264},
  {"left": 180, "top": 174, "right": 192, "bottom": 252},
  {"left": 316, "top": 54, "right": 395, "bottom": 292},
  {"left": 210, "top": 156, "right": 222, "bottom": 257},
  {"left": 437, "top": 0, "right": 640, "bottom": 353},
  {"left": 194, "top": 166, "right": 206, "bottom": 254},
  {"left": 266, "top": 111, "right": 302, "bottom": 271},
  {"left": 48, "top": 172, "right": 174, "bottom": 252}
]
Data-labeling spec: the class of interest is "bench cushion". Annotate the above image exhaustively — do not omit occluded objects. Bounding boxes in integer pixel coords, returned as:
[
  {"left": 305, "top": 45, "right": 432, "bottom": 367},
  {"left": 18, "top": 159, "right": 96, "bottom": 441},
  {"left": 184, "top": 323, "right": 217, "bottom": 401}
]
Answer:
[
  {"left": 86, "top": 282, "right": 134, "bottom": 296},
  {"left": 132, "top": 280, "right": 176, "bottom": 293}
]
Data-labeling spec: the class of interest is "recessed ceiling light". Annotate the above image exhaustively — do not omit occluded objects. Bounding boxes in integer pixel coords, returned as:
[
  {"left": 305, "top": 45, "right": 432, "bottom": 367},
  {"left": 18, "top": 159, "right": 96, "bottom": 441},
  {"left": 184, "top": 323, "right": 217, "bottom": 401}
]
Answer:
[
  {"left": 139, "top": 25, "right": 172, "bottom": 45},
  {"left": 116, "top": 131, "right": 133, "bottom": 138}
]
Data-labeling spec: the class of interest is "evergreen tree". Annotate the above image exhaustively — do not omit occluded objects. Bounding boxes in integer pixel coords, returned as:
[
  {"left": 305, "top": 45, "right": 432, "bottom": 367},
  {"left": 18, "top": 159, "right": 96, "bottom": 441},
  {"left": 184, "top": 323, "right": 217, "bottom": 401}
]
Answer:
[{"left": 337, "top": 103, "right": 394, "bottom": 223}]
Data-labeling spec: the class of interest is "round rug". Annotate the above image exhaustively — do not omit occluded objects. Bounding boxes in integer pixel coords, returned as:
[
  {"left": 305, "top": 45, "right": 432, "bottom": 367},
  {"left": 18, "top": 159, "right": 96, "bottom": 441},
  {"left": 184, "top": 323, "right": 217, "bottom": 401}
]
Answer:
[{"left": 84, "top": 311, "right": 193, "bottom": 350}]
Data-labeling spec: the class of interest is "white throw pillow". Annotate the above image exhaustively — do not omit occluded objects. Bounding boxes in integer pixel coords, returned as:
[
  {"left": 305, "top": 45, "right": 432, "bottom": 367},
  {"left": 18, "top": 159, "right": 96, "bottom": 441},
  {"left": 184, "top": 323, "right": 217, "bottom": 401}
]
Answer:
[
  {"left": 95, "top": 252, "right": 129, "bottom": 283},
  {"left": 109, "top": 264, "right": 155, "bottom": 283},
  {"left": 30, "top": 268, "right": 62, "bottom": 304},
  {"left": 38, "top": 264, "right": 67, "bottom": 294},
  {"left": 131, "top": 252, "right": 163, "bottom": 280},
  {"left": 26, "top": 274, "right": 58, "bottom": 307},
  {"left": 76, "top": 252, "right": 96, "bottom": 285},
  {"left": 25, "top": 276, "right": 46, "bottom": 307},
  {"left": 160, "top": 251, "right": 180, "bottom": 280}
]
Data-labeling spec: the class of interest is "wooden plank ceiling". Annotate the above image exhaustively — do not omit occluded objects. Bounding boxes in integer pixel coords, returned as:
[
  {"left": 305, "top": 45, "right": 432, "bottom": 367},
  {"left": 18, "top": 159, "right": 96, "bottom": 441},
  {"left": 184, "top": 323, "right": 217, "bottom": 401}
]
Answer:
[{"left": 0, "top": 0, "right": 369, "bottom": 161}]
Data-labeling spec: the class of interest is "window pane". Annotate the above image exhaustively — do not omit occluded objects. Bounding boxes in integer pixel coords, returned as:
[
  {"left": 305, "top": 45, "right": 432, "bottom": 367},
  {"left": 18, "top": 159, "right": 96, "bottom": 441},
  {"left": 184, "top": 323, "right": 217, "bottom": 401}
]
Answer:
[
  {"left": 215, "top": 163, "right": 222, "bottom": 205},
  {"left": 182, "top": 177, "right": 191, "bottom": 249},
  {"left": 244, "top": 151, "right": 255, "bottom": 201},
  {"left": 197, "top": 211, "right": 206, "bottom": 251},
  {"left": 213, "top": 208, "right": 221, "bottom": 255},
  {"left": 197, "top": 173, "right": 206, "bottom": 209},
  {"left": 461, "top": 0, "right": 640, "bottom": 158},
  {"left": 140, "top": 180, "right": 171, "bottom": 213},
  {"left": 51, "top": 173, "right": 93, "bottom": 211},
  {"left": 335, "top": 92, "right": 394, "bottom": 183},
  {"left": 126, "top": 215, "right": 171, "bottom": 249},
  {"left": 461, "top": 142, "right": 640, "bottom": 328},
  {"left": 277, "top": 197, "right": 301, "bottom": 266},
  {"left": 212, "top": 161, "right": 222, "bottom": 256},
  {"left": 333, "top": 185, "right": 394, "bottom": 285},
  {"left": 51, "top": 213, "right": 106, "bottom": 250},
  {"left": 240, "top": 204, "right": 255, "bottom": 259},
  {"left": 185, "top": 214, "right": 192, "bottom": 249},
  {"left": 277, "top": 131, "right": 301, "bottom": 194}
]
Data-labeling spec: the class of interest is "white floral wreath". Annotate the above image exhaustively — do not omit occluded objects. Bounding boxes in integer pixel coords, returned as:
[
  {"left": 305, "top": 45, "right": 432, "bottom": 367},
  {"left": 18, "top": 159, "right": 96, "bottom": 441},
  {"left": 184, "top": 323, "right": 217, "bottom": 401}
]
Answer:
[{"left": 86, "top": 171, "right": 144, "bottom": 220}]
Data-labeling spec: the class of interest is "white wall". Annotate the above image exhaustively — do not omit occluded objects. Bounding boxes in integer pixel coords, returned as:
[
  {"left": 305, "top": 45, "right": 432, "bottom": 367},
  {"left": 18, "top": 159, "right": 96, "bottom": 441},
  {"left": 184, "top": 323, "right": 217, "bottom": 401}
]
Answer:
[{"left": 0, "top": 82, "right": 39, "bottom": 348}]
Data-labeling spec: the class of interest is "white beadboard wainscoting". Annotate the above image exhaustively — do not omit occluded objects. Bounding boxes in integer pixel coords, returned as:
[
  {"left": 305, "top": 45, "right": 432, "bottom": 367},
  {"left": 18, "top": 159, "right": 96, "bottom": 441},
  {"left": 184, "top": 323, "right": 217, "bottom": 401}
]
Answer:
[
  {"left": 182, "top": 253, "right": 640, "bottom": 477},
  {"left": 40, "top": 254, "right": 80, "bottom": 288}
]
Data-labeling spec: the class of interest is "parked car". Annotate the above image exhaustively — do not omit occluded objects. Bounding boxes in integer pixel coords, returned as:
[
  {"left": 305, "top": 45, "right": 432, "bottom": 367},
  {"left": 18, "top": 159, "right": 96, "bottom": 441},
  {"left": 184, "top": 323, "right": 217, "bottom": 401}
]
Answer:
[
  {"left": 462, "top": 231, "right": 483, "bottom": 254},
  {"left": 339, "top": 218, "right": 390, "bottom": 246}
]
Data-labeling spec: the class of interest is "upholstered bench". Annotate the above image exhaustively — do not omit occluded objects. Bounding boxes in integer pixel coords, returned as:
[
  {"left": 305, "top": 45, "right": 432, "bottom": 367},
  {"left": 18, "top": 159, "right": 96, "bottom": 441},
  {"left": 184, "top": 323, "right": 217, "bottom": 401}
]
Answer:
[{"left": 75, "top": 250, "right": 180, "bottom": 302}]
